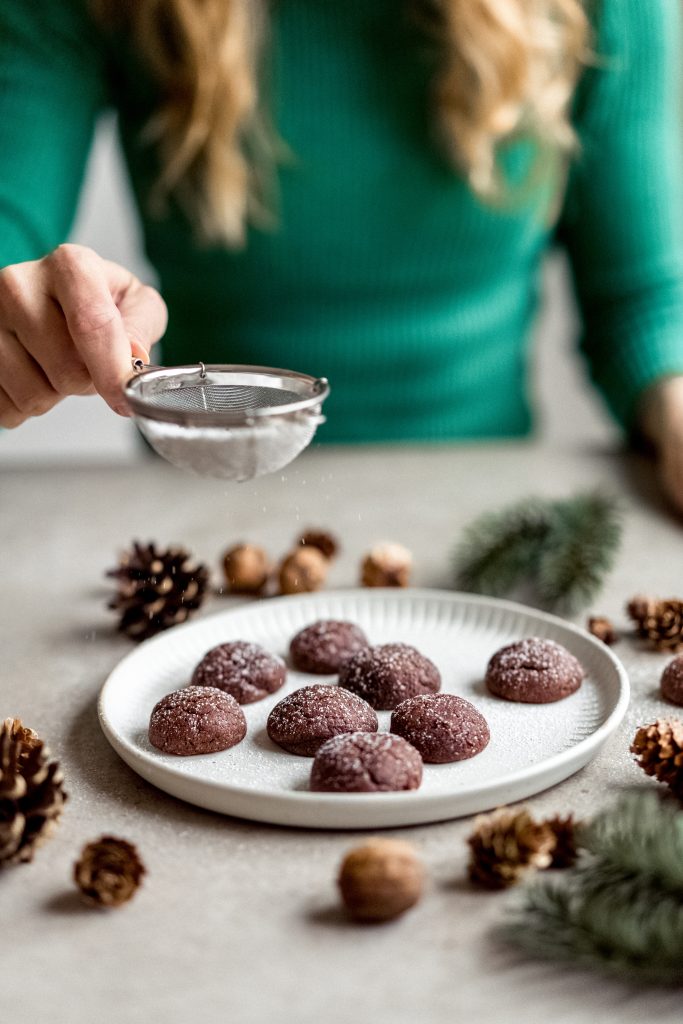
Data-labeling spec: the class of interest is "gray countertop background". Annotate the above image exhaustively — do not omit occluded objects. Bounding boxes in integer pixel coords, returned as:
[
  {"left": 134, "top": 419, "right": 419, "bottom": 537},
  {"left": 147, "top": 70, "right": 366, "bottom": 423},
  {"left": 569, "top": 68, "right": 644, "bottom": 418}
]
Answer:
[{"left": 2, "top": 440, "right": 682, "bottom": 1024}]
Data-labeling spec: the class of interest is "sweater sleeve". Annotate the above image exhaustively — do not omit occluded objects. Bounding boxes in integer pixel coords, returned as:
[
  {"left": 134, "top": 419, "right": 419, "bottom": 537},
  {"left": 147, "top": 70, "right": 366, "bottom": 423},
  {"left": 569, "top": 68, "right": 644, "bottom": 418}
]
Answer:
[
  {"left": 0, "top": 0, "right": 108, "bottom": 267},
  {"left": 558, "top": 0, "right": 683, "bottom": 431}
]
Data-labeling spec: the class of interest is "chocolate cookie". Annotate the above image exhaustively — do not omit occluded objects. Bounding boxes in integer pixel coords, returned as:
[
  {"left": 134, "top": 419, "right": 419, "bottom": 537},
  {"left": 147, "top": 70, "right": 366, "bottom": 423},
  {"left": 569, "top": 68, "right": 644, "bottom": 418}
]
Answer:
[
  {"left": 148, "top": 686, "right": 247, "bottom": 756},
  {"left": 289, "top": 620, "right": 369, "bottom": 674},
  {"left": 310, "top": 732, "right": 423, "bottom": 793},
  {"left": 485, "top": 637, "right": 584, "bottom": 704},
  {"left": 338, "top": 643, "right": 441, "bottom": 710},
  {"left": 266, "top": 684, "right": 378, "bottom": 756},
  {"left": 661, "top": 655, "right": 683, "bottom": 705},
  {"left": 191, "top": 641, "right": 286, "bottom": 704},
  {"left": 390, "top": 694, "right": 490, "bottom": 764}
]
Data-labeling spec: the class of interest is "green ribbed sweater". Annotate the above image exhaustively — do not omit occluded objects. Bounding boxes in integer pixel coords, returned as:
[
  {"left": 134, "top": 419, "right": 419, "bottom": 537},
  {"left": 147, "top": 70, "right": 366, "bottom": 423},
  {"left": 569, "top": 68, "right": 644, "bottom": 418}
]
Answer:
[{"left": 1, "top": 0, "right": 683, "bottom": 442}]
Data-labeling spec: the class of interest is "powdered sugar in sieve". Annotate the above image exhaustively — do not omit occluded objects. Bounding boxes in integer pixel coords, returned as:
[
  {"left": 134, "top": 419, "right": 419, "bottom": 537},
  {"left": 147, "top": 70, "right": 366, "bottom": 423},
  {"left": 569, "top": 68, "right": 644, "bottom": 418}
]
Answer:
[{"left": 124, "top": 362, "right": 329, "bottom": 481}]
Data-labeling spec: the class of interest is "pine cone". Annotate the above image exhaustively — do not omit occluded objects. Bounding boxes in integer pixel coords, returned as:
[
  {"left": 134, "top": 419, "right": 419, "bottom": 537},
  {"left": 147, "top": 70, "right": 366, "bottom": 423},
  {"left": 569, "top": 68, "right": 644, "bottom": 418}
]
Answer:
[
  {"left": 545, "top": 814, "right": 580, "bottom": 868},
  {"left": 467, "top": 807, "right": 556, "bottom": 889},
  {"left": 0, "top": 718, "right": 67, "bottom": 867},
  {"left": 74, "top": 835, "right": 146, "bottom": 908},
  {"left": 627, "top": 596, "right": 683, "bottom": 652},
  {"left": 107, "top": 541, "right": 209, "bottom": 641},
  {"left": 631, "top": 719, "right": 683, "bottom": 798}
]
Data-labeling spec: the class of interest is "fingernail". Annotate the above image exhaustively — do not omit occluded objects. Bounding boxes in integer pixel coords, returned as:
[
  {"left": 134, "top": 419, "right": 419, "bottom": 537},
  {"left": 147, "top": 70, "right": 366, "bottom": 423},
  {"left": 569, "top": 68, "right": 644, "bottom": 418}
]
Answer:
[{"left": 129, "top": 336, "right": 150, "bottom": 364}]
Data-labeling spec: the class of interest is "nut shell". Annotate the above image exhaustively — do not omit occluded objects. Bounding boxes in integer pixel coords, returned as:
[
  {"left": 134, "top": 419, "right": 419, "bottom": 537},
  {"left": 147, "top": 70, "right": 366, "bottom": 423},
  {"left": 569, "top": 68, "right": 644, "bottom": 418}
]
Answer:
[
  {"left": 361, "top": 542, "right": 412, "bottom": 588},
  {"left": 222, "top": 544, "right": 270, "bottom": 594},
  {"left": 279, "top": 547, "right": 328, "bottom": 595},
  {"left": 338, "top": 838, "right": 424, "bottom": 921}
]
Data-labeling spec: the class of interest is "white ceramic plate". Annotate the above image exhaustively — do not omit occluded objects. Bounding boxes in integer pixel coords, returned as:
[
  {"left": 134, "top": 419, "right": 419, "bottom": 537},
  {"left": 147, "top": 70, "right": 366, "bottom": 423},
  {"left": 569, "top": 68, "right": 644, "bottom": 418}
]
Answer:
[{"left": 98, "top": 589, "right": 629, "bottom": 829}]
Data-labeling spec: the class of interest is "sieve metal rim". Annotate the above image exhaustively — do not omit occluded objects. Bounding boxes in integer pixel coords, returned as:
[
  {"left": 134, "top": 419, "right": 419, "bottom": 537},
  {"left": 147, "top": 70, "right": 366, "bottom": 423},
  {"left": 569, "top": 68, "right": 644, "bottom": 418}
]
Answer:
[{"left": 123, "top": 362, "right": 330, "bottom": 428}]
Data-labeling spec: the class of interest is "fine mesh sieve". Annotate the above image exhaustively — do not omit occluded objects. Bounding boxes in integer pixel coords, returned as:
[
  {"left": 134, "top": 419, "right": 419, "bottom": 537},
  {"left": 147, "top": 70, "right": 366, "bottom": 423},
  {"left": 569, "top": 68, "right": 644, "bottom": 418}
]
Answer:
[{"left": 123, "top": 361, "right": 330, "bottom": 481}]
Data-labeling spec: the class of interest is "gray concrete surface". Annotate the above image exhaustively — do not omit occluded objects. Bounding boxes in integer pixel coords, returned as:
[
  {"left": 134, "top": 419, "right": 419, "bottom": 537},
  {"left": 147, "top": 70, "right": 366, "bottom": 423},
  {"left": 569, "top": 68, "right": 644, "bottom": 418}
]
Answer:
[{"left": 1, "top": 440, "right": 681, "bottom": 1024}]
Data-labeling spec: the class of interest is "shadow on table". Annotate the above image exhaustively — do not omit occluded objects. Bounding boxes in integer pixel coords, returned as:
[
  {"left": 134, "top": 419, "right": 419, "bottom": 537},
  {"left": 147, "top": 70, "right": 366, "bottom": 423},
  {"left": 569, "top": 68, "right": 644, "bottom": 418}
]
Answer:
[
  {"left": 43, "top": 891, "right": 94, "bottom": 916},
  {"left": 63, "top": 687, "right": 267, "bottom": 839}
]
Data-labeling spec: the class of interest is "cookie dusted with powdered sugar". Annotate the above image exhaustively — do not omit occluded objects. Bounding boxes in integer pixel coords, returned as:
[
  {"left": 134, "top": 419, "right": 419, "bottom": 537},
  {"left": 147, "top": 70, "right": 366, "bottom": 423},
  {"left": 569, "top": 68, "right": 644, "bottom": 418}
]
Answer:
[
  {"left": 267, "top": 684, "right": 377, "bottom": 756},
  {"left": 191, "top": 641, "right": 286, "bottom": 704},
  {"left": 148, "top": 686, "right": 247, "bottom": 756},
  {"left": 390, "top": 694, "right": 489, "bottom": 764},
  {"left": 338, "top": 643, "right": 441, "bottom": 711},
  {"left": 485, "top": 637, "right": 584, "bottom": 704},
  {"left": 310, "top": 732, "right": 423, "bottom": 792},
  {"left": 289, "top": 620, "right": 369, "bottom": 675}
]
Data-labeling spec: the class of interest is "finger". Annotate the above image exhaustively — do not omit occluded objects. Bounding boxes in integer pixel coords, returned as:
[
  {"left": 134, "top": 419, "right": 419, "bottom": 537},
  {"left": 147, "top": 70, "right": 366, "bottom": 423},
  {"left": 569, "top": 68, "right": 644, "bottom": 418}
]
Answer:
[
  {"left": 46, "top": 245, "right": 133, "bottom": 415},
  {"left": 0, "top": 385, "right": 24, "bottom": 428},
  {"left": 0, "top": 328, "right": 61, "bottom": 417},
  {"left": 8, "top": 292, "right": 96, "bottom": 398}
]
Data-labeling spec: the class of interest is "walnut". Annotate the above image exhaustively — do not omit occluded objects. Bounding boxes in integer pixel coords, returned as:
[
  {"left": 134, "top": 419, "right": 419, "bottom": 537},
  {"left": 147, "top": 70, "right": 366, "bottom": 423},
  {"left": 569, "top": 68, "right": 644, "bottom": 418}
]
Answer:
[
  {"left": 222, "top": 543, "right": 270, "bottom": 594},
  {"left": 278, "top": 547, "right": 328, "bottom": 595},
  {"left": 361, "top": 542, "right": 412, "bottom": 588},
  {"left": 337, "top": 838, "right": 425, "bottom": 921}
]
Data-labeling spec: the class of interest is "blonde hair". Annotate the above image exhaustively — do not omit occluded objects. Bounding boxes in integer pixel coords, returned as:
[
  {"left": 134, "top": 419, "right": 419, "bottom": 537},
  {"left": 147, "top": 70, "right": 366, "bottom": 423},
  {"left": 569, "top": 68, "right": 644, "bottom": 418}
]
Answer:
[{"left": 92, "top": 0, "right": 591, "bottom": 245}]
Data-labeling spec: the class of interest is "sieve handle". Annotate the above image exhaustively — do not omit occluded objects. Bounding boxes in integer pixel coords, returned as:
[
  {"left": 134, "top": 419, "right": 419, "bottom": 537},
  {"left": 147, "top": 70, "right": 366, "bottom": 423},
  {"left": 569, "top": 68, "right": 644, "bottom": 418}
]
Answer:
[{"left": 131, "top": 357, "right": 207, "bottom": 377}]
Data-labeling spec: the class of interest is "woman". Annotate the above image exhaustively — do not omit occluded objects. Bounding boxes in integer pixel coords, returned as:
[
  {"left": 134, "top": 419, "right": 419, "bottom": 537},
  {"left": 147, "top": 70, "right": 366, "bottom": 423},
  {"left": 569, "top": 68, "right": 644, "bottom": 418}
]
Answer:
[{"left": 1, "top": 1, "right": 682, "bottom": 507}]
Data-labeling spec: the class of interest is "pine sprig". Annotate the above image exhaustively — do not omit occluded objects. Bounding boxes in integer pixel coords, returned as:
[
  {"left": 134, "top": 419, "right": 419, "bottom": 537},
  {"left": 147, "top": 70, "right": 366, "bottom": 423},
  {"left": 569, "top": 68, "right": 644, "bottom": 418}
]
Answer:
[
  {"left": 453, "top": 491, "right": 622, "bottom": 614},
  {"left": 498, "top": 792, "right": 683, "bottom": 985},
  {"left": 537, "top": 493, "right": 622, "bottom": 614},
  {"left": 453, "top": 499, "right": 552, "bottom": 597},
  {"left": 501, "top": 867, "right": 683, "bottom": 984},
  {"left": 580, "top": 790, "right": 683, "bottom": 892}
]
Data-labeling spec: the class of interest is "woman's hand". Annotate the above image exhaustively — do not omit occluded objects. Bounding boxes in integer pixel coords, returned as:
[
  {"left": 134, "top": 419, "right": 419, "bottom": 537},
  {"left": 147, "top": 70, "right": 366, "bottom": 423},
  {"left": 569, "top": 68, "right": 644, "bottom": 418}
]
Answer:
[
  {"left": 639, "top": 375, "right": 683, "bottom": 515},
  {"left": 0, "top": 244, "right": 167, "bottom": 426}
]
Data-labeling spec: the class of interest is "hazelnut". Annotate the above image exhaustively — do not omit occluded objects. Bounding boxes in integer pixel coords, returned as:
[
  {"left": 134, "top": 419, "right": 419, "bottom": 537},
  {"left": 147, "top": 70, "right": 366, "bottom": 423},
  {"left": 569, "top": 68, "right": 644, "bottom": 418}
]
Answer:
[
  {"left": 298, "top": 529, "right": 339, "bottom": 560},
  {"left": 222, "top": 544, "right": 270, "bottom": 594},
  {"left": 361, "top": 542, "right": 412, "bottom": 588},
  {"left": 279, "top": 547, "right": 328, "bottom": 595},
  {"left": 338, "top": 838, "right": 425, "bottom": 922}
]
